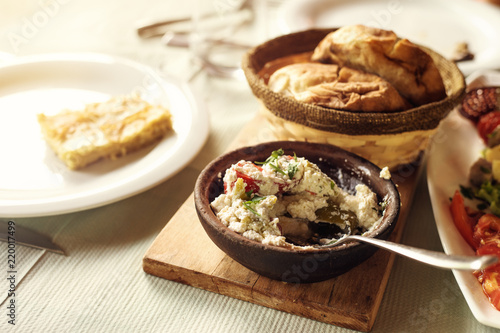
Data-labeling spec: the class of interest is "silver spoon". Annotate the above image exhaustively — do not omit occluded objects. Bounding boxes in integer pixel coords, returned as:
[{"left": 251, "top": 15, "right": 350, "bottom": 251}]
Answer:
[
  {"left": 279, "top": 217, "right": 498, "bottom": 271},
  {"left": 327, "top": 234, "right": 498, "bottom": 271}
]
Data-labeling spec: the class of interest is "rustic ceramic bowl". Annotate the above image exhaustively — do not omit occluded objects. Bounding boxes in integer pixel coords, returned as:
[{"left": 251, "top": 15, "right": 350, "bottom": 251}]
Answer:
[{"left": 194, "top": 141, "right": 401, "bottom": 283}]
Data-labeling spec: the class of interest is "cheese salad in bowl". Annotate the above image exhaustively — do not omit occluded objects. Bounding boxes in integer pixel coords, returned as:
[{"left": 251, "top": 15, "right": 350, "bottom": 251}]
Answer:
[
  {"left": 194, "top": 141, "right": 400, "bottom": 282},
  {"left": 211, "top": 149, "right": 385, "bottom": 249}
]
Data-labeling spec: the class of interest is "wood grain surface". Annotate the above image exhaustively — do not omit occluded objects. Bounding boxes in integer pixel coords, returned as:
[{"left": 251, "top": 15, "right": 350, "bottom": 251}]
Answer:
[{"left": 143, "top": 113, "right": 422, "bottom": 332}]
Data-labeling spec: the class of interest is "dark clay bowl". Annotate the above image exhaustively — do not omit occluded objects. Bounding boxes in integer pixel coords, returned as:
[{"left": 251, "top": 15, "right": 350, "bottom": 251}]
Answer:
[{"left": 194, "top": 141, "right": 400, "bottom": 283}]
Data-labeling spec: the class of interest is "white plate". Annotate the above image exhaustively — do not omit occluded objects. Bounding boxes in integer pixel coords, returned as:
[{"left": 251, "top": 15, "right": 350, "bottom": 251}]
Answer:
[
  {"left": 427, "top": 70, "right": 500, "bottom": 328},
  {"left": 0, "top": 54, "right": 208, "bottom": 217},
  {"left": 277, "top": 0, "right": 500, "bottom": 75}
]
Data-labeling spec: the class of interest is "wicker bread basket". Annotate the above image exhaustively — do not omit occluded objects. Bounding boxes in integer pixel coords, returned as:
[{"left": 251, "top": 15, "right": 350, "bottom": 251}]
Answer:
[{"left": 241, "top": 28, "right": 466, "bottom": 169}]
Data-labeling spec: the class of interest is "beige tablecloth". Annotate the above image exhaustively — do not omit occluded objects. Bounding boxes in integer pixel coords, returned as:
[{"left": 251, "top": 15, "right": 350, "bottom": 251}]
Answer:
[{"left": 0, "top": 1, "right": 499, "bottom": 332}]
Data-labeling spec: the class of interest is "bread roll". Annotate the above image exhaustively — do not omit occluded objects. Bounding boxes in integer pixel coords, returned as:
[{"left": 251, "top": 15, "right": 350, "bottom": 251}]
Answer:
[
  {"left": 268, "top": 63, "right": 339, "bottom": 96},
  {"left": 268, "top": 63, "right": 411, "bottom": 112},
  {"left": 311, "top": 25, "right": 446, "bottom": 106}
]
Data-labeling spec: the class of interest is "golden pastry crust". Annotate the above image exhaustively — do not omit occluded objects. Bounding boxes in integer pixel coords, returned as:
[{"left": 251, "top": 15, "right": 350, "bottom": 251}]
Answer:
[
  {"left": 311, "top": 25, "right": 447, "bottom": 106},
  {"left": 268, "top": 62, "right": 340, "bottom": 96},
  {"left": 268, "top": 63, "right": 411, "bottom": 112},
  {"left": 37, "top": 94, "right": 173, "bottom": 170}
]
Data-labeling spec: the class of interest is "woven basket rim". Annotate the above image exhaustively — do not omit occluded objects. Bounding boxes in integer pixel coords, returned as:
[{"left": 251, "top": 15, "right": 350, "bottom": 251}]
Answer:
[{"left": 242, "top": 28, "right": 466, "bottom": 135}]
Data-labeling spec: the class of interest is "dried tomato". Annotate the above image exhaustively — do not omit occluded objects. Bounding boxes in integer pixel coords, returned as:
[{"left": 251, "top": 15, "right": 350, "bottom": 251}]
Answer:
[
  {"left": 477, "top": 111, "right": 500, "bottom": 144},
  {"left": 450, "top": 190, "right": 480, "bottom": 250}
]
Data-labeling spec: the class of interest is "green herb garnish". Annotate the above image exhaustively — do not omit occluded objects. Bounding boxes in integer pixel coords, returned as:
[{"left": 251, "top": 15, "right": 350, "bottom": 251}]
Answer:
[
  {"left": 269, "top": 162, "right": 286, "bottom": 175},
  {"left": 247, "top": 195, "right": 265, "bottom": 203},
  {"left": 287, "top": 162, "right": 298, "bottom": 179},
  {"left": 242, "top": 202, "right": 260, "bottom": 216},
  {"left": 457, "top": 183, "right": 500, "bottom": 214},
  {"left": 459, "top": 185, "right": 475, "bottom": 200},
  {"left": 256, "top": 149, "right": 284, "bottom": 165},
  {"left": 256, "top": 149, "right": 300, "bottom": 179},
  {"left": 242, "top": 195, "right": 266, "bottom": 216},
  {"left": 473, "top": 181, "right": 500, "bottom": 216}
]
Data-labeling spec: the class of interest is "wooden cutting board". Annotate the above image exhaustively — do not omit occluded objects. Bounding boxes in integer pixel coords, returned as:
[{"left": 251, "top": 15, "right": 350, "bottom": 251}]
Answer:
[{"left": 143, "top": 113, "right": 422, "bottom": 332}]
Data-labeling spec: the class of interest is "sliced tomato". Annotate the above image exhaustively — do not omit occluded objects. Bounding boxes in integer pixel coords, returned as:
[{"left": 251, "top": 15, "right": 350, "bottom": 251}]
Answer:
[
  {"left": 224, "top": 162, "right": 262, "bottom": 194},
  {"left": 477, "top": 243, "right": 500, "bottom": 256},
  {"left": 234, "top": 170, "right": 260, "bottom": 194},
  {"left": 477, "top": 111, "right": 500, "bottom": 144},
  {"left": 489, "top": 289, "right": 500, "bottom": 311},
  {"left": 450, "top": 190, "right": 480, "bottom": 250},
  {"left": 472, "top": 213, "right": 500, "bottom": 310},
  {"left": 480, "top": 270, "right": 500, "bottom": 310},
  {"left": 474, "top": 213, "right": 500, "bottom": 245}
]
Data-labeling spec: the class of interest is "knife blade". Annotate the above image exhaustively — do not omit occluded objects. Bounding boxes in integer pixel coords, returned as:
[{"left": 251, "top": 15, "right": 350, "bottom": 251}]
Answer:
[{"left": 0, "top": 220, "right": 65, "bottom": 255}]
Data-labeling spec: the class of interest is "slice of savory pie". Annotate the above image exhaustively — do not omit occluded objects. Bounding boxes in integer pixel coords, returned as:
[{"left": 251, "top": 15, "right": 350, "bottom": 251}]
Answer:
[{"left": 37, "top": 94, "right": 173, "bottom": 170}]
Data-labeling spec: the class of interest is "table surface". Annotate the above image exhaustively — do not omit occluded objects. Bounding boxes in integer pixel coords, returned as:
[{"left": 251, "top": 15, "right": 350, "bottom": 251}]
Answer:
[{"left": 0, "top": 1, "right": 499, "bottom": 332}]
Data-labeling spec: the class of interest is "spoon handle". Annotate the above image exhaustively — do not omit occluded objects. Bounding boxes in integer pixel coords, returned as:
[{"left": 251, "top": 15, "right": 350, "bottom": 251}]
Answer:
[{"left": 338, "top": 235, "right": 498, "bottom": 271}]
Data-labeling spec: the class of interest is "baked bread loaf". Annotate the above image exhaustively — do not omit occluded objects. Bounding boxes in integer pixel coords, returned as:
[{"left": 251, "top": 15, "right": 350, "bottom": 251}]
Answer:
[
  {"left": 311, "top": 25, "right": 446, "bottom": 106},
  {"left": 37, "top": 94, "right": 173, "bottom": 170},
  {"left": 268, "top": 62, "right": 339, "bottom": 96},
  {"left": 268, "top": 63, "right": 411, "bottom": 112}
]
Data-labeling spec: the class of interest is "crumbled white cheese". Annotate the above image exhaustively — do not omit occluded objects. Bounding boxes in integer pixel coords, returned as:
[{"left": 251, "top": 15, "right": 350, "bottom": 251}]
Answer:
[
  {"left": 380, "top": 166, "right": 391, "bottom": 180},
  {"left": 210, "top": 152, "right": 382, "bottom": 247},
  {"left": 337, "top": 184, "right": 381, "bottom": 230}
]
